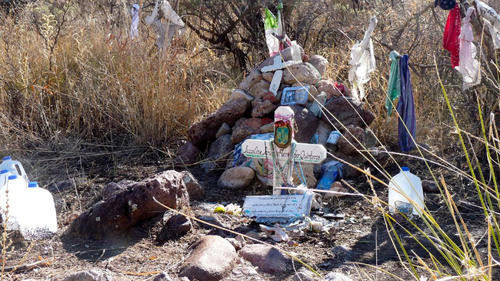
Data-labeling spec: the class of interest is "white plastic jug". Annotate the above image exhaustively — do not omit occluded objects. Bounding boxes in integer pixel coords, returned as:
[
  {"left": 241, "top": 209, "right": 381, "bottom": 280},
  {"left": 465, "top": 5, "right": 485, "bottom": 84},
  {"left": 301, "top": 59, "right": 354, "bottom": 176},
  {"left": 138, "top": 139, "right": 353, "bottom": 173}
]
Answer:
[
  {"left": 19, "top": 182, "right": 58, "bottom": 240},
  {"left": 0, "top": 174, "right": 28, "bottom": 230},
  {"left": 388, "top": 167, "right": 424, "bottom": 216},
  {"left": 0, "top": 156, "right": 29, "bottom": 182}
]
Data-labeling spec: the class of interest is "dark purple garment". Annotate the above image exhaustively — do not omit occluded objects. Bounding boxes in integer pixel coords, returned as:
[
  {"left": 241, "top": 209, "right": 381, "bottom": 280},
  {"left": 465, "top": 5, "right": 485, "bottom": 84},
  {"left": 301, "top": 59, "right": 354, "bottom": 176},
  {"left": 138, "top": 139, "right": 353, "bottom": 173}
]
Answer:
[{"left": 397, "top": 55, "right": 416, "bottom": 152}]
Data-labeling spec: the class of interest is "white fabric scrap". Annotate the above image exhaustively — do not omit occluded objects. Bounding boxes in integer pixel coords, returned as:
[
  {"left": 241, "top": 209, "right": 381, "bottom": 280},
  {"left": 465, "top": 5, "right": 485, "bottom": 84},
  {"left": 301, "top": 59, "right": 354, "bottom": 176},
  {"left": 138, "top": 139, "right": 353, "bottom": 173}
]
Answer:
[
  {"left": 130, "top": 4, "right": 140, "bottom": 39},
  {"left": 145, "top": 0, "right": 185, "bottom": 52},
  {"left": 348, "top": 16, "right": 378, "bottom": 103},
  {"left": 456, "top": 7, "right": 481, "bottom": 90},
  {"left": 474, "top": 0, "right": 500, "bottom": 49}
]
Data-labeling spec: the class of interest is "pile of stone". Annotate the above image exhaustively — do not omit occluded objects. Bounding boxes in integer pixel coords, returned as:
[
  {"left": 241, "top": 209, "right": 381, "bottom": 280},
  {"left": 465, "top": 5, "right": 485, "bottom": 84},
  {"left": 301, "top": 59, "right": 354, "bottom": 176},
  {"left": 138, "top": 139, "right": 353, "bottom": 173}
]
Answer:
[{"left": 176, "top": 45, "right": 385, "bottom": 188}]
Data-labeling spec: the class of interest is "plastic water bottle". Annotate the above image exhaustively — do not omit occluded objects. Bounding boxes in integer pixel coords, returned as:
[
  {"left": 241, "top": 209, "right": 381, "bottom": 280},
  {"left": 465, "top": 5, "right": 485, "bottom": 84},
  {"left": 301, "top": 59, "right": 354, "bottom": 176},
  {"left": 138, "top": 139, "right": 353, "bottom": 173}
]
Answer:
[
  {"left": 19, "top": 182, "right": 58, "bottom": 240},
  {"left": 0, "top": 156, "right": 29, "bottom": 182},
  {"left": 0, "top": 174, "right": 27, "bottom": 230},
  {"left": 388, "top": 167, "right": 424, "bottom": 216}
]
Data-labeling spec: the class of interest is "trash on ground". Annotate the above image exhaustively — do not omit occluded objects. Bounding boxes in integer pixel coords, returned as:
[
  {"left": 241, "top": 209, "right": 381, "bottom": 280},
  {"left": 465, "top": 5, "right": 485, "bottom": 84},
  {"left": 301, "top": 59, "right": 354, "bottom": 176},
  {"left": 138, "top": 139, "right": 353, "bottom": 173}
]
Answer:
[
  {"left": 388, "top": 166, "right": 424, "bottom": 217},
  {"left": 260, "top": 224, "right": 289, "bottom": 242}
]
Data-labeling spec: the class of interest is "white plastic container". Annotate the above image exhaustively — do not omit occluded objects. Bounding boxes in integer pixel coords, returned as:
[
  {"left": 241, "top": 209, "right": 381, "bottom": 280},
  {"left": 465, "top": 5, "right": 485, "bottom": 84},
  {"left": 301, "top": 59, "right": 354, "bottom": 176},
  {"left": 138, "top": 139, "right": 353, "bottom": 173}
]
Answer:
[
  {"left": 388, "top": 167, "right": 424, "bottom": 216},
  {"left": 19, "top": 182, "right": 58, "bottom": 240},
  {"left": 0, "top": 174, "right": 28, "bottom": 230},
  {"left": 0, "top": 156, "right": 29, "bottom": 182}
]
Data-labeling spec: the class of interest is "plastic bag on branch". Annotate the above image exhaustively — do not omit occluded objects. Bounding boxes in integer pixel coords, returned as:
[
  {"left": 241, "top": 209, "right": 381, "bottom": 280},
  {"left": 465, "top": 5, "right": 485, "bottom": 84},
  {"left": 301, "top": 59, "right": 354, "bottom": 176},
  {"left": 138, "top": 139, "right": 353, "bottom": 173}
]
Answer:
[
  {"left": 130, "top": 4, "right": 140, "bottom": 39},
  {"left": 474, "top": 0, "right": 500, "bottom": 49},
  {"left": 145, "top": 0, "right": 185, "bottom": 52},
  {"left": 348, "top": 16, "right": 377, "bottom": 103},
  {"left": 456, "top": 7, "right": 481, "bottom": 90}
]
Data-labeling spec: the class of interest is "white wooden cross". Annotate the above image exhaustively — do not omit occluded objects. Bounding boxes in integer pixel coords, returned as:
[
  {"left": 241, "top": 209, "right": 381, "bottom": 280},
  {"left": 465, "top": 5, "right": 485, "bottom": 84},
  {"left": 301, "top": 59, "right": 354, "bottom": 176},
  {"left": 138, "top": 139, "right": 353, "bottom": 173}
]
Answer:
[{"left": 241, "top": 106, "right": 327, "bottom": 195}]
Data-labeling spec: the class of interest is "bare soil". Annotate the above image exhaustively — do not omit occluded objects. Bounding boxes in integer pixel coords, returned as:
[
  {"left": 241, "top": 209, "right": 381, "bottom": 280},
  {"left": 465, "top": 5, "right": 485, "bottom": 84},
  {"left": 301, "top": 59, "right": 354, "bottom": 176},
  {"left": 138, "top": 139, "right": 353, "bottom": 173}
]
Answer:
[{"left": 1, "top": 149, "right": 498, "bottom": 281}]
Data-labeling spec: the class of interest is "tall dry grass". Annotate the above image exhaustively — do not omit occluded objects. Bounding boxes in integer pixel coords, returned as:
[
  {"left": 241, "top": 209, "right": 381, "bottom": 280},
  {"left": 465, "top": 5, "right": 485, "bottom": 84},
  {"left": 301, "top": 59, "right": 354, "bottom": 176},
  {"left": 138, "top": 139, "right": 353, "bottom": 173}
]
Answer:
[{"left": 0, "top": 1, "right": 237, "bottom": 152}]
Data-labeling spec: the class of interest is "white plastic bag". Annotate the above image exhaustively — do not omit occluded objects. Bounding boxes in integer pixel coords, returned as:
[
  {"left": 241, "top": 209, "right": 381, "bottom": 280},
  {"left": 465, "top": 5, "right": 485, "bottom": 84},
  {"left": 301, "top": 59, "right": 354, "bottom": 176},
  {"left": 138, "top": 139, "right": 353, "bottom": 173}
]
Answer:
[
  {"left": 348, "top": 16, "right": 377, "bottom": 103},
  {"left": 474, "top": 0, "right": 500, "bottom": 49},
  {"left": 130, "top": 4, "right": 140, "bottom": 39},
  {"left": 145, "top": 0, "right": 185, "bottom": 52},
  {"left": 456, "top": 7, "right": 481, "bottom": 90}
]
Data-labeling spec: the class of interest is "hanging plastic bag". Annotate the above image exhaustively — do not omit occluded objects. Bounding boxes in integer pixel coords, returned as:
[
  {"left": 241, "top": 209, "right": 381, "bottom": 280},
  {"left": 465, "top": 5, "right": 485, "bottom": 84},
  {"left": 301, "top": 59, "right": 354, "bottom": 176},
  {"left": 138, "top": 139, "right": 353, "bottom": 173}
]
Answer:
[
  {"left": 130, "top": 4, "right": 140, "bottom": 39},
  {"left": 348, "top": 16, "right": 377, "bottom": 103},
  {"left": 474, "top": 0, "right": 500, "bottom": 49},
  {"left": 145, "top": 0, "right": 185, "bottom": 52},
  {"left": 264, "top": 8, "right": 280, "bottom": 57},
  {"left": 456, "top": 7, "right": 481, "bottom": 90}
]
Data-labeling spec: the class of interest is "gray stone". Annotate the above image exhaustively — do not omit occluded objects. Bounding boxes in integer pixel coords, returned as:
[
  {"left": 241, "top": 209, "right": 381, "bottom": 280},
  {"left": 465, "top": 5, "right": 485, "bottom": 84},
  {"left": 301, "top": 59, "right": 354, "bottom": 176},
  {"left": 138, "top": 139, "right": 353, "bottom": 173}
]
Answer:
[
  {"left": 307, "top": 55, "right": 328, "bottom": 76},
  {"left": 282, "top": 63, "right": 321, "bottom": 85},
  {"left": 231, "top": 118, "right": 266, "bottom": 144},
  {"left": 202, "top": 134, "right": 233, "bottom": 172},
  {"left": 324, "top": 272, "right": 353, "bottom": 281},
  {"left": 337, "top": 125, "right": 365, "bottom": 156},
  {"left": 152, "top": 272, "right": 173, "bottom": 281},
  {"left": 252, "top": 95, "right": 277, "bottom": 118},
  {"left": 292, "top": 267, "right": 316, "bottom": 281},
  {"left": 364, "top": 128, "right": 378, "bottom": 148},
  {"left": 216, "top": 123, "right": 231, "bottom": 139},
  {"left": 292, "top": 163, "right": 317, "bottom": 188},
  {"left": 316, "top": 120, "right": 332, "bottom": 145},
  {"left": 239, "top": 244, "right": 290, "bottom": 274},
  {"left": 157, "top": 214, "right": 191, "bottom": 243},
  {"left": 218, "top": 167, "right": 255, "bottom": 189},
  {"left": 62, "top": 269, "right": 113, "bottom": 281},
  {"left": 181, "top": 171, "right": 204, "bottom": 200},
  {"left": 174, "top": 142, "right": 201, "bottom": 165},
  {"left": 179, "top": 235, "right": 237, "bottom": 281},
  {"left": 239, "top": 69, "right": 263, "bottom": 91}
]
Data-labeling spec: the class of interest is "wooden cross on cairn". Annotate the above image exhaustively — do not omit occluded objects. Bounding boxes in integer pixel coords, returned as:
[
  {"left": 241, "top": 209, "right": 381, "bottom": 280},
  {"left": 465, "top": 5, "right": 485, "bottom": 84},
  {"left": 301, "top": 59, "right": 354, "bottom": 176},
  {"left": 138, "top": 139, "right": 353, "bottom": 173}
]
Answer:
[{"left": 241, "top": 106, "right": 327, "bottom": 195}]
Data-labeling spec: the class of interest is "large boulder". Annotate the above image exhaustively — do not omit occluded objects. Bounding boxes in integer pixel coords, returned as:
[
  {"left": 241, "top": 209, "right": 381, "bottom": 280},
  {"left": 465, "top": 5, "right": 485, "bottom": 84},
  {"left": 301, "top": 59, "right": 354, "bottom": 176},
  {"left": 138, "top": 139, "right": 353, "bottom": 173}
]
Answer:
[
  {"left": 179, "top": 235, "right": 237, "bottom": 281},
  {"left": 322, "top": 97, "right": 375, "bottom": 129},
  {"left": 282, "top": 63, "right": 321, "bottom": 85},
  {"left": 218, "top": 167, "right": 255, "bottom": 189},
  {"left": 290, "top": 105, "right": 320, "bottom": 143},
  {"left": 239, "top": 244, "right": 290, "bottom": 274},
  {"left": 188, "top": 98, "right": 249, "bottom": 148},
  {"left": 306, "top": 55, "right": 328, "bottom": 76},
  {"left": 68, "top": 170, "right": 190, "bottom": 239},
  {"left": 202, "top": 134, "right": 233, "bottom": 172}
]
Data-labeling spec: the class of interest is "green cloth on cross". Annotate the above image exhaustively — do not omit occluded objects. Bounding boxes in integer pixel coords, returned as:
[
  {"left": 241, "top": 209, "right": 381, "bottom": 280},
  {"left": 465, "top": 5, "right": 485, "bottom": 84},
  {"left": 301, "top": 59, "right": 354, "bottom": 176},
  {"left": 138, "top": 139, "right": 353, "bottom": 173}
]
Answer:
[
  {"left": 385, "top": 50, "right": 401, "bottom": 116},
  {"left": 264, "top": 8, "right": 278, "bottom": 30}
]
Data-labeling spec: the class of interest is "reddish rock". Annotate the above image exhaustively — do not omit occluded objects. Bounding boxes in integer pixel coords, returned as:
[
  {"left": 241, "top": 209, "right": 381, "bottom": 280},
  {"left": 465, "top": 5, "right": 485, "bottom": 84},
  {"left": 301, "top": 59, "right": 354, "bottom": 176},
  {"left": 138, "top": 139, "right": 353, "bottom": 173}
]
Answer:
[
  {"left": 68, "top": 170, "right": 190, "bottom": 240},
  {"left": 307, "top": 55, "right": 328, "bottom": 76},
  {"left": 188, "top": 98, "right": 249, "bottom": 148},
  {"left": 174, "top": 142, "right": 201, "bottom": 165},
  {"left": 249, "top": 80, "right": 271, "bottom": 99},
  {"left": 322, "top": 97, "right": 375, "bottom": 129},
  {"left": 317, "top": 79, "right": 342, "bottom": 98},
  {"left": 290, "top": 105, "right": 320, "bottom": 143},
  {"left": 239, "top": 244, "right": 290, "bottom": 274},
  {"left": 102, "top": 180, "right": 136, "bottom": 200},
  {"left": 252, "top": 93, "right": 278, "bottom": 118},
  {"left": 231, "top": 118, "right": 267, "bottom": 144},
  {"left": 179, "top": 235, "right": 237, "bottom": 281},
  {"left": 239, "top": 69, "right": 263, "bottom": 91},
  {"left": 218, "top": 166, "right": 255, "bottom": 189},
  {"left": 262, "top": 71, "right": 275, "bottom": 82},
  {"left": 282, "top": 62, "right": 321, "bottom": 85},
  {"left": 258, "top": 45, "right": 305, "bottom": 70}
]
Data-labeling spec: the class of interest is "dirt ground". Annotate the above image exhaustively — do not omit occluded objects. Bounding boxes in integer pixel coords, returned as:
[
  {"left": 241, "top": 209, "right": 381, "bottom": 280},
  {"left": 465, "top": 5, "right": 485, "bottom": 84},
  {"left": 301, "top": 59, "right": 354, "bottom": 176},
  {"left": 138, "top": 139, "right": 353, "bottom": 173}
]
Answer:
[{"left": 1, "top": 149, "right": 498, "bottom": 281}]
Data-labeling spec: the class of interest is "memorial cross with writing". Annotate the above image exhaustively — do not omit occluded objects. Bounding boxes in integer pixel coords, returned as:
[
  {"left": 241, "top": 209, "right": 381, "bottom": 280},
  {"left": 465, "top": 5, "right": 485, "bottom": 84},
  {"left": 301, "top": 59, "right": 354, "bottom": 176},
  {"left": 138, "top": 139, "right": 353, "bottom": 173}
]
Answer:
[{"left": 241, "top": 106, "right": 327, "bottom": 195}]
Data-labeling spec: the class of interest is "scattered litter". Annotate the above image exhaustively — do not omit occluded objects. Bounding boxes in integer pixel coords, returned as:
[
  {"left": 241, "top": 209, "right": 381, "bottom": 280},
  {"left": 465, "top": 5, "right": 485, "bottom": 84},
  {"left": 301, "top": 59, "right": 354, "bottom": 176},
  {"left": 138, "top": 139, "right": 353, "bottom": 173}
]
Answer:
[
  {"left": 388, "top": 166, "right": 424, "bottom": 216},
  {"left": 145, "top": 0, "right": 185, "bottom": 52},
  {"left": 213, "top": 203, "right": 242, "bottom": 216},
  {"left": 260, "top": 224, "right": 289, "bottom": 242},
  {"left": 130, "top": 4, "right": 140, "bottom": 39}
]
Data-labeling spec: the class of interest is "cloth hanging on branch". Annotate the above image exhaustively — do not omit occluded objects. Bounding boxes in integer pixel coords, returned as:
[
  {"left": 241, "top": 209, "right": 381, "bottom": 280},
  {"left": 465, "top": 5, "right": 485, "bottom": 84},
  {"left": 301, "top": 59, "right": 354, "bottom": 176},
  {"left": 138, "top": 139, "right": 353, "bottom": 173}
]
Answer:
[
  {"left": 456, "top": 7, "right": 481, "bottom": 90},
  {"left": 145, "top": 0, "right": 185, "bottom": 52},
  {"left": 263, "top": 3, "right": 291, "bottom": 57},
  {"left": 474, "top": 0, "right": 500, "bottom": 49},
  {"left": 443, "top": 4, "right": 461, "bottom": 68},
  {"left": 397, "top": 54, "right": 417, "bottom": 153},
  {"left": 130, "top": 4, "right": 140, "bottom": 39},
  {"left": 348, "top": 16, "right": 378, "bottom": 103},
  {"left": 385, "top": 50, "right": 401, "bottom": 117},
  {"left": 434, "top": 0, "right": 457, "bottom": 10}
]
